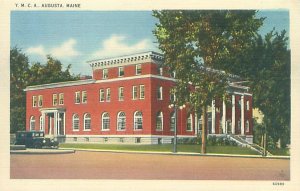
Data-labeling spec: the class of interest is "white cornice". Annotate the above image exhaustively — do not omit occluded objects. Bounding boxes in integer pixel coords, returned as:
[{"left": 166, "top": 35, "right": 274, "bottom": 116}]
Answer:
[
  {"left": 24, "top": 79, "right": 96, "bottom": 91},
  {"left": 95, "top": 74, "right": 176, "bottom": 84},
  {"left": 87, "top": 51, "right": 164, "bottom": 70}
]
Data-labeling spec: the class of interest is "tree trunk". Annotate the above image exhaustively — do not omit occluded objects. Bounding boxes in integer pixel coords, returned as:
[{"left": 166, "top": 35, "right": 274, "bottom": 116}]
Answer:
[{"left": 201, "top": 105, "right": 207, "bottom": 154}]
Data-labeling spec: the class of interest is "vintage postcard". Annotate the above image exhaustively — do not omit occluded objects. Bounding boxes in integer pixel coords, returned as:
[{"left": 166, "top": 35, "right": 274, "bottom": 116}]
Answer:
[{"left": 1, "top": 0, "right": 299, "bottom": 191}]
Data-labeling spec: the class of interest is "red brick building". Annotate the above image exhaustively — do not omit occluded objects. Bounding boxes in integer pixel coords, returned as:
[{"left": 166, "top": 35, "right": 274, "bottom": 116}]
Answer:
[{"left": 24, "top": 51, "right": 253, "bottom": 144}]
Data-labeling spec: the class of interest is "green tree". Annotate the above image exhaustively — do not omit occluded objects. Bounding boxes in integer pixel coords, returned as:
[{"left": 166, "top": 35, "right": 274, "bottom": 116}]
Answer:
[
  {"left": 153, "top": 10, "right": 263, "bottom": 153},
  {"left": 238, "top": 31, "right": 290, "bottom": 148},
  {"left": 10, "top": 47, "right": 31, "bottom": 133},
  {"left": 10, "top": 49, "right": 79, "bottom": 133},
  {"left": 28, "top": 55, "right": 79, "bottom": 86}
]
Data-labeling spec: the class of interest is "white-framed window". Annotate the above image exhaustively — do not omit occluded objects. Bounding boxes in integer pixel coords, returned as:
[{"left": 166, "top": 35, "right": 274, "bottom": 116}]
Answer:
[
  {"left": 102, "top": 112, "right": 110, "bottom": 131},
  {"left": 246, "top": 100, "right": 250, "bottom": 110},
  {"left": 117, "top": 111, "right": 126, "bottom": 131},
  {"left": 136, "top": 64, "right": 142, "bottom": 75},
  {"left": 103, "top": 68, "right": 108, "bottom": 79},
  {"left": 38, "top": 95, "right": 43, "bottom": 107},
  {"left": 170, "top": 92, "right": 176, "bottom": 103},
  {"left": 134, "top": 111, "right": 143, "bottom": 130},
  {"left": 157, "top": 86, "right": 163, "bottom": 100},
  {"left": 158, "top": 67, "right": 163, "bottom": 75},
  {"left": 75, "top": 91, "right": 81, "bottom": 103},
  {"left": 119, "top": 87, "right": 124, "bottom": 101},
  {"left": 59, "top": 93, "right": 64, "bottom": 105},
  {"left": 118, "top": 66, "right": 124, "bottom": 77},
  {"left": 186, "top": 113, "right": 193, "bottom": 131},
  {"left": 246, "top": 120, "right": 250, "bottom": 132},
  {"left": 39, "top": 116, "right": 43, "bottom": 131},
  {"left": 72, "top": 114, "right": 79, "bottom": 131},
  {"left": 132, "top": 86, "right": 138, "bottom": 100},
  {"left": 52, "top": 94, "right": 58, "bottom": 106},
  {"left": 156, "top": 111, "right": 163, "bottom": 131},
  {"left": 84, "top": 113, "right": 91, "bottom": 131},
  {"left": 32, "top": 96, "right": 37, "bottom": 107},
  {"left": 171, "top": 71, "right": 176, "bottom": 78},
  {"left": 99, "top": 89, "right": 105, "bottom": 102},
  {"left": 106, "top": 88, "right": 111, "bottom": 102},
  {"left": 82, "top": 91, "right": 87, "bottom": 103},
  {"left": 140, "top": 85, "right": 145, "bottom": 99},
  {"left": 170, "top": 111, "right": 175, "bottom": 131},
  {"left": 30, "top": 116, "right": 35, "bottom": 130}
]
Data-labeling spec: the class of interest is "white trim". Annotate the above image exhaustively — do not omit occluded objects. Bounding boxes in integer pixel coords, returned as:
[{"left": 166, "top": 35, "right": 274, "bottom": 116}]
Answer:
[
  {"left": 241, "top": 95, "right": 245, "bottom": 135},
  {"left": 232, "top": 95, "right": 235, "bottom": 134},
  {"left": 88, "top": 51, "right": 163, "bottom": 70},
  {"left": 211, "top": 100, "right": 216, "bottom": 134},
  {"left": 24, "top": 79, "right": 95, "bottom": 91}
]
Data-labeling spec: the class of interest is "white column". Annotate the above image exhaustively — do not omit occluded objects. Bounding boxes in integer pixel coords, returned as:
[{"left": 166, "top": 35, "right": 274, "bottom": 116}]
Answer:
[
  {"left": 63, "top": 112, "right": 66, "bottom": 136},
  {"left": 241, "top": 95, "right": 245, "bottom": 135},
  {"left": 49, "top": 115, "right": 52, "bottom": 135},
  {"left": 211, "top": 100, "right": 215, "bottom": 134},
  {"left": 194, "top": 114, "right": 198, "bottom": 135},
  {"left": 42, "top": 112, "right": 46, "bottom": 132},
  {"left": 222, "top": 100, "right": 226, "bottom": 134},
  {"left": 231, "top": 95, "right": 235, "bottom": 134},
  {"left": 54, "top": 112, "right": 57, "bottom": 136},
  {"left": 57, "top": 112, "right": 60, "bottom": 136}
]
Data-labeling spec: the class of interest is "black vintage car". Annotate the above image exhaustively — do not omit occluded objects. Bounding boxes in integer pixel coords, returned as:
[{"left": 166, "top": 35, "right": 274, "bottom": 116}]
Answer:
[{"left": 15, "top": 131, "right": 59, "bottom": 149}]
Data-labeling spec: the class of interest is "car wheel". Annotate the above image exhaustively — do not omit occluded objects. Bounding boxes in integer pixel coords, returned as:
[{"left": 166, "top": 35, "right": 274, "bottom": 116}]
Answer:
[{"left": 34, "top": 143, "right": 42, "bottom": 149}]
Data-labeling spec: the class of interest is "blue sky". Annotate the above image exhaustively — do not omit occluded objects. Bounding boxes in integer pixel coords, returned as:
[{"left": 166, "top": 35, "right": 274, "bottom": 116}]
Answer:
[{"left": 11, "top": 10, "right": 289, "bottom": 75}]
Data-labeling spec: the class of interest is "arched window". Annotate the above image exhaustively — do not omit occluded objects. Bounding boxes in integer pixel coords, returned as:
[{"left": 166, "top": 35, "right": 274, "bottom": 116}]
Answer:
[
  {"left": 134, "top": 111, "right": 143, "bottom": 130},
  {"left": 84, "top": 113, "right": 91, "bottom": 130},
  {"left": 170, "top": 112, "right": 175, "bottom": 131},
  {"left": 245, "top": 120, "right": 250, "bottom": 132},
  {"left": 117, "top": 112, "right": 126, "bottom": 131},
  {"left": 156, "top": 111, "right": 163, "bottom": 131},
  {"left": 102, "top": 112, "right": 110, "bottom": 131},
  {"left": 30, "top": 116, "right": 35, "bottom": 130},
  {"left": 73, "top": 114, "right": 79, "bottom": 131},
  {"left": 186, "top": 113, "right": 193, "bottom": 131},
  {"left": 39, "top": 116, "right": 44, "bottom": 131}
]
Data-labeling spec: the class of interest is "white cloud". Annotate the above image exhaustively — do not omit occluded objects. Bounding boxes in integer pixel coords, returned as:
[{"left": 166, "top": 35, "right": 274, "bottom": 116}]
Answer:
[
  {"left": 50, "top": 39, "right": 80, "bottom": 59},
  {"left": 26, "top": 45, "right": 46, "bottom": 56},
  {"left": 25, "top": 38, "right": 80, "bottom": 61},
  {"left": 91, "top": 34, "right": 153, "bottom": 59}
]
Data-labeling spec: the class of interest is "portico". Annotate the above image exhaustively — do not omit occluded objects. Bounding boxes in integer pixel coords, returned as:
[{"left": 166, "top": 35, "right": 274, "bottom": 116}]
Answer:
[{"left": 39, "top": 108, "right": 66, "bottom": 137}]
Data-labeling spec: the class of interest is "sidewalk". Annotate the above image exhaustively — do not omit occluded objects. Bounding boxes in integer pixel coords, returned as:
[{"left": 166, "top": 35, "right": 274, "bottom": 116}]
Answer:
[
  {"left": 59, "top": 147, "right": 290, "bottom": 159},
  {"left": 10, "top": 148, "right": 75, "bottom": 154}
]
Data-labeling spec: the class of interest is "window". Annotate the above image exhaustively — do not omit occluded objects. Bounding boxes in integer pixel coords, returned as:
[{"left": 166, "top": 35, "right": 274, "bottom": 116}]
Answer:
[
  {"left": 136, "top": 64, "right": 142, "bottom": 75},
  {"left": 157, "top": 86, "right": 163, "bottom": 100},
  {"left": 99, "top": 89, "right": 105, "bottom": 102},
  {"left": 106, "top": 88, "right": 111, "bottom": 102},
  {"left": 170, "top": 112, "right": 175, "bottom": 131},
  {"left": 158, "top": 67, "right": 163, "bottom": 75},
  {"left": 171, "top": 71, "right": 176, "bottom": 78},
  {"left": 186, "top": 113, "right": 193, "bottom": 131},
  {"left": 246, "top": 100, "right": 250, "bottom": 110},
  {"left": 38, "top": 95, "right": 43, "bottom": 107},
  {"left": 134, "top": 111, "right": 143, "bottom": 130},
  {"left": 32, "top": 96, "right": 37, "bottom": 107},
  {"left": 140, "top": 85, "right": 145, "bottom": 99},
  {"left": 170, "top": 92, "right": 176, "bottom": 103},
  {"left": 118, "top": 66, "right": 124, "bottom": 77},
  {"left": 84, "top": 113, "right": 91, "bottom": 130},
  {"left": 132, "top": 86, "right": 138, "bottom": 100},
  {"left": 59, "top": 93, "right": 64, "bottom": 105},
  {"left": 102, "top": 112, "right": 110, "bottom": 131},
  {"left": 52, "top": 94, "right": 58, "bottom": 106},
  {"left": 82, "top": 91, "right": 87, "bottom": 103},
  {"left": 75, "top": 92, "right": 81, "bottom": 103},
  {"left": 119, "top": 87, "right": 124, "bottom": 101},
  {"left": 30, "top": 116, "right": 35, "bottom": 130},
  {"left": 156, "top": 111, "right": 163, "bottom": 131},
  {"left": 246, "top": 120, "right": 250, "bottom": 132},
  {"left": 117, "top": 112, "right": 126, "bottom": 131},
  {"left": 72, "top": 114, "right": 79, "bottom": 131},
  {"left": 39, "top": 116, "right": 43, "bottom": 131},
  {"left": 103, "top": 69, "right": 108, "bottom": 79}
]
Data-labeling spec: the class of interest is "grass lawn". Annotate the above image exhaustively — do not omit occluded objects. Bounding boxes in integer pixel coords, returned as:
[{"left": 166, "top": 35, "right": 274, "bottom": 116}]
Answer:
[
  {"left": 268, "top": 148, "right": 290, "bottom": 156},
  {"left": 60, "top": 143, "right": 260, "bottom": 155}
]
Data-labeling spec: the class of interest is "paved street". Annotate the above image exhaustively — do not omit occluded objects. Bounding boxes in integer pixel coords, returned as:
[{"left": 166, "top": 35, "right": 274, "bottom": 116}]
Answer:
[{"left": 10, "top": 151, "right": 289, "bottom": 180}]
